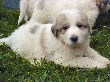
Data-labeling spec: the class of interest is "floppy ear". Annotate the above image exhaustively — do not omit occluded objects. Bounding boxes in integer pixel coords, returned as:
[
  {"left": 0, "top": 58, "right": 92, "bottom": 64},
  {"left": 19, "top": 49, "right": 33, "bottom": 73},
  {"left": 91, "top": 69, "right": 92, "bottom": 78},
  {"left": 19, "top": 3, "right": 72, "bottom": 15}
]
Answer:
[
  {"left": 51, "top": 25, "right": 59, "bottom": 38},
  {"left": 51, "top": 14, "right": 68, "bottom": 38}
]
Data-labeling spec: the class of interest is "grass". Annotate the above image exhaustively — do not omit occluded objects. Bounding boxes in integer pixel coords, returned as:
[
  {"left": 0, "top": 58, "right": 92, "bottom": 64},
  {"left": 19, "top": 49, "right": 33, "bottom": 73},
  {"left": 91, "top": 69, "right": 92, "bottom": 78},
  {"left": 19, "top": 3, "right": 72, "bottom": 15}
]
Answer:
[{"left": 0, "top": 0, "right": 110, "bottom": 81}]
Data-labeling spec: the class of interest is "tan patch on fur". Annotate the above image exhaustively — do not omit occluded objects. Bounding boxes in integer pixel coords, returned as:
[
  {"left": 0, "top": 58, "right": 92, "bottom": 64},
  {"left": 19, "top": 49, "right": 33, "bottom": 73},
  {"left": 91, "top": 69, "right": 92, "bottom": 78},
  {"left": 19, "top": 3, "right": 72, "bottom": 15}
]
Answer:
[
  {"left": 80, "top": 12, "right": 89, "bottom": 27},
  {"left": 51, "top": 14, "right": 70, "bottom": 37},
  {"left": 55, "top": 14, "right": 70, "bottom": 28},
  {"left": 80, "top": 12, "right": 91, "bottom": 33},
  {"left": 30, "top": 25, "right": 38, "bottom": 34},
  {"left": 96, "top": 0, "right": 100, "bottom": 3},
  {"left": 60, "top": 29, "right": 67, "bottom": 34},
  {"left": 75, "top": 55, "right": 80, "bottom": 57}
]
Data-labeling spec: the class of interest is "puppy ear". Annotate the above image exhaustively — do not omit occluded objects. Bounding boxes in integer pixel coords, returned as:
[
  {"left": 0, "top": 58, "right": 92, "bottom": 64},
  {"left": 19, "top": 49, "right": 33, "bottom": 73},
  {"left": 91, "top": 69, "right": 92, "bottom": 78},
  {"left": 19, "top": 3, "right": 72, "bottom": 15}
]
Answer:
[
  {"left": 51, "top": 14, "right": 68, "bottom": 38},
  {"left": 51, "top": 25, "right": 59, "bottom": 38}
]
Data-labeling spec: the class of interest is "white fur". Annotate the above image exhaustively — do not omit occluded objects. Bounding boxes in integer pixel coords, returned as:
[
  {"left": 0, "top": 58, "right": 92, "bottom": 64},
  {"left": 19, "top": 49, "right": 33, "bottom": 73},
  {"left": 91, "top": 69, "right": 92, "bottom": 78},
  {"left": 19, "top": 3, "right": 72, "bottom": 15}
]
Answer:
[
  {"left": 18, "top": 0, "right": 37, "bottom": 25},
  {"left": 30, "top": 0, "right": 99, "bottom": 28},
  {"left": 1, "top": 10, "right": 110, "bottom": 68}
]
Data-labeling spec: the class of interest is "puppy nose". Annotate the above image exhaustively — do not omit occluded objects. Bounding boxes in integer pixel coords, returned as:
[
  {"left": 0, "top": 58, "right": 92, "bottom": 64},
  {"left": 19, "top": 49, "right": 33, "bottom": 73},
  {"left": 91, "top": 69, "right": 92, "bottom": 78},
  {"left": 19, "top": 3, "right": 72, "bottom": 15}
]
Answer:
[{"left": 70, "top": 36, "right": 78, "bottom": 43}]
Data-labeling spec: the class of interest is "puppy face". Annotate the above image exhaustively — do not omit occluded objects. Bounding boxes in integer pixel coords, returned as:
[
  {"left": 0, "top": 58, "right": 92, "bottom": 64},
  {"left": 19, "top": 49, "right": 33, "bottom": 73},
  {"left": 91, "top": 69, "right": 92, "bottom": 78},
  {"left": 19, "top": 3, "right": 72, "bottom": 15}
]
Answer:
[{"left": 51, "top": 10, "right": 90, "bottom": 46}]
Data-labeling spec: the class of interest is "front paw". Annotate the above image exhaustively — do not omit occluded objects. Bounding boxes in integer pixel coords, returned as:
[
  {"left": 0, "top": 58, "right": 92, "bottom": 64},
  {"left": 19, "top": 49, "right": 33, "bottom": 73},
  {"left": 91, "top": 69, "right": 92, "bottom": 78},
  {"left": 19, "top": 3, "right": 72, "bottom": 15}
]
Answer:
[
  {"left": 96, "top": 58, "right": 110, "bottom": 65},
  {"left": 92, "top": 62, "right": 107, "bottom": 68}
]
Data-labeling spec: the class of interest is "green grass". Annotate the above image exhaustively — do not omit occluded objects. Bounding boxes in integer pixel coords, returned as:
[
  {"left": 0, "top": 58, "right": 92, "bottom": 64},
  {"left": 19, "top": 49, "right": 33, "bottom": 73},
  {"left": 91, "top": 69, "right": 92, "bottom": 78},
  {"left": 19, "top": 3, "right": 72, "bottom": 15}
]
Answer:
[{"left": 0, "top": 0, "right": 110, "bottom": 81}]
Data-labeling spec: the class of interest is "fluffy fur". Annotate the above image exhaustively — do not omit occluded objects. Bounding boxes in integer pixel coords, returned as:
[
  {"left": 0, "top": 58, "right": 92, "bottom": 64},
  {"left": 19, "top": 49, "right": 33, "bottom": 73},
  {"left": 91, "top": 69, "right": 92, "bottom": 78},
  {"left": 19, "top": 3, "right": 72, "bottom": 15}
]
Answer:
[
  {"left": 18, "top": 0, "right": 38, "bottom": 25},
  {"left": 1, "top": 9, "right": 110, "bottom": 68},
  {"left": 29, "top": 0, "right": 108, "bottom": 28},
  {"left": 18, "top": 0, "right": 108, "bottom": 26}
]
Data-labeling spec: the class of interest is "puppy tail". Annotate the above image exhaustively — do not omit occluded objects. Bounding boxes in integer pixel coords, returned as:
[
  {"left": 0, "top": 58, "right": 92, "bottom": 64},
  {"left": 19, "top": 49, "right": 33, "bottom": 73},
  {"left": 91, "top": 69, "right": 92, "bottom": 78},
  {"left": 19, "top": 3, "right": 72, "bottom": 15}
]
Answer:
[{"left": 0, "top": 38, "right": 9, "bottom": 46}]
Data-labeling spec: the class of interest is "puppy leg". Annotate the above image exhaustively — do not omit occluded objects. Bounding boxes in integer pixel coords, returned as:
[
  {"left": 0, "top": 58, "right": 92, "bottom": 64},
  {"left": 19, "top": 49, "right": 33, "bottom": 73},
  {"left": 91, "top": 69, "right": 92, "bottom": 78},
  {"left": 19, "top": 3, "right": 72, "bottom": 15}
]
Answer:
[
  {"left": 18, "top": 0, "right": 28, "bottom": 25},
  {"left": 63, "top": 57, "right": 107, "bottom": 68},
  {"left": 24, "top": 14, "right": 29, "bottom": 22},
  {"left": 18, "top": 11, "right": 25, "bottom": 25},
  {"left": 85, "top": 47, "right": 110, "bottom": 65}
]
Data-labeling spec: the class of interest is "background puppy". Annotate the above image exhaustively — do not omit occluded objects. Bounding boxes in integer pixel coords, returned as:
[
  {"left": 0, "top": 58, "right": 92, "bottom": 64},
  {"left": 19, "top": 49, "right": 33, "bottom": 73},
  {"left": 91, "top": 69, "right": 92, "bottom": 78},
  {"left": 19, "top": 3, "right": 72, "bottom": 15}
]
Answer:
[
  {"left": 30, "top": 0, "right": 99, "bottom": 28},
  {"left": 18, "top": 0, "right": 109, "bottom": 26},
  {"left": 0, "top": 9, "right": 110, "bottom": 68},
  {"left": 96, "top": 0, "right": 110, "bottom": 13}
]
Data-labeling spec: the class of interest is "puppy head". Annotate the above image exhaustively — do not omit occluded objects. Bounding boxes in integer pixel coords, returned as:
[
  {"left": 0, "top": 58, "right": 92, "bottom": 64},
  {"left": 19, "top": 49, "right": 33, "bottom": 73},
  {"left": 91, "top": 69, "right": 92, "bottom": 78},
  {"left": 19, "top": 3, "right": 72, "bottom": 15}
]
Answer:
[
  {"left": 51, "top": 9, "right": 90, "bottom": 46},
  {"left": 96, "top": 0, "right": 108, "bottom": 13}
]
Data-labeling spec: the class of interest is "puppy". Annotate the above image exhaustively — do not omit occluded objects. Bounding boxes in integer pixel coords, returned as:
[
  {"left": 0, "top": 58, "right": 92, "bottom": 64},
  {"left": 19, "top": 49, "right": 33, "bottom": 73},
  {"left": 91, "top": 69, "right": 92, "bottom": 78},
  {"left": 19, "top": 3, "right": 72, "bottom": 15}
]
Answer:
[
  {"left": 1, "top": 9, "right": 110, "bottom": 68},
  {"left": 18, "top": 0, "right": 109, "bottom": 26},
  {"left": 18, "top": 0, "right": 38, "bottom": 25},
  {"left": 30, "top": 0, "right": 109, "bottom": 28},
  {"left": 30, "top": 0, "right": 98, "bottom": 28}
]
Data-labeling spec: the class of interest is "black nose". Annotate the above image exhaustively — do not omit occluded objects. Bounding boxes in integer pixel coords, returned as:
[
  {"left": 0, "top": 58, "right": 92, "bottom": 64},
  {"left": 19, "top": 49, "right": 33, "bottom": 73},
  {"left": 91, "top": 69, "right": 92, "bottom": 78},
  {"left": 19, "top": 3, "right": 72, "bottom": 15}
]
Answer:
[{"left": 70, "top": 36, "right": 78, "bottom": 43}]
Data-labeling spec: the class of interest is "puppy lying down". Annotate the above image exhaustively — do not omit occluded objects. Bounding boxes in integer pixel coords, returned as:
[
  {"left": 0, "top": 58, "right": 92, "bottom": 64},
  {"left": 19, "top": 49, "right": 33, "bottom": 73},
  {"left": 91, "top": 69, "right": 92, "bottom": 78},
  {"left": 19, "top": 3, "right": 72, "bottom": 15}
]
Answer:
[{"left": 0, "top": 9, "right": 110, "bottom": 68}]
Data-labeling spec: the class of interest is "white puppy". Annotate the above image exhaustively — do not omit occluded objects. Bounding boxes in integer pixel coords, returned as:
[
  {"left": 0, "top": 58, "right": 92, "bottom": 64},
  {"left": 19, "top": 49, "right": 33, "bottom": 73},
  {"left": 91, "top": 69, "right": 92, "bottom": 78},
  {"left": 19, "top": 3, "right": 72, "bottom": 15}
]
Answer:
[
  {"left": 30, "top": 0, "right": 108, "bottom": 28},
  {"left": 1, "top": 9, "right": 110, "bottom": 68},
  {"left": 18, "top": 0, "right": 108, "bottom": 26},
  {"left": 18, "top": 0, "right": 38, "bottom": 25}
]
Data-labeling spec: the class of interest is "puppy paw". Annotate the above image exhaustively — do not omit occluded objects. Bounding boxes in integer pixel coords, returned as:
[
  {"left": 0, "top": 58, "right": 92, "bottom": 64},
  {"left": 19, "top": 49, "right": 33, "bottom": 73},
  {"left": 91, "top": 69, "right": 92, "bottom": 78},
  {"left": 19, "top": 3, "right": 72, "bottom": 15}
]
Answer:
[
  {"left": 91, "top": 62, "right": 107, "bottom": 68},
  {"left": 97, "top": 58, "right": 110, "bottom": 65}
]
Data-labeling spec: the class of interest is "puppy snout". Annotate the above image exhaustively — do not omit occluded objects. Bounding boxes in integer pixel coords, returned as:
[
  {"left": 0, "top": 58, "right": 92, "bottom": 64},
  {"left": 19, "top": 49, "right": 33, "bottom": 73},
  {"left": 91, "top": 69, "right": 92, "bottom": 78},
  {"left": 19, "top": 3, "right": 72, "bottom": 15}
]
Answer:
[{"left": 70, "top": 36, "right": 78, "bottom": 43}]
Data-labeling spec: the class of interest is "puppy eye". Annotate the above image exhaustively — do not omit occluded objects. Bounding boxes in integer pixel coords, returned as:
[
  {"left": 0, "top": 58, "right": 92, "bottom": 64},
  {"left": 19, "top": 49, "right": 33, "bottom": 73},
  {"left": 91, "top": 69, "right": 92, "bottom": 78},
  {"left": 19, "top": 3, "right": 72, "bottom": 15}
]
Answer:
[
  {"left": 63, "top": 25, "right": 69, "bottom": 30},
  {"left": 77, "top": 23, "right": 83, "bottom": 28}
]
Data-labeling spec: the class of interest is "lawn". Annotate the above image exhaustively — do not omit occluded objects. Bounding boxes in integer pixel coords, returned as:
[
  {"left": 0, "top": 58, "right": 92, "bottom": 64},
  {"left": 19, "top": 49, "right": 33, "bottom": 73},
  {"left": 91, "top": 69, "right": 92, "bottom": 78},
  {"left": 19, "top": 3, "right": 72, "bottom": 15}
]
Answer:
[{"left": 0, "top": 0, "right": 110, "bottom": 81}]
